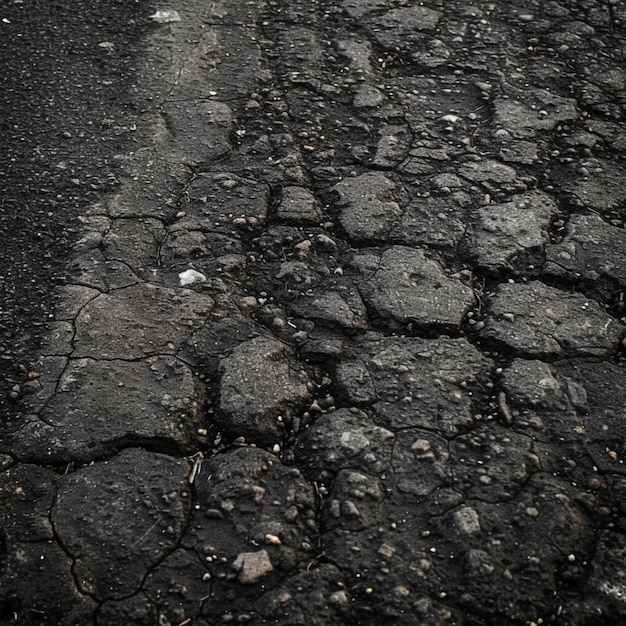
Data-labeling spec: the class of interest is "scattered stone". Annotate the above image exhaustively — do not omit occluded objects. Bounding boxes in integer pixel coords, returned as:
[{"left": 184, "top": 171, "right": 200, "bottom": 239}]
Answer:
[
  {"left": 233, "top": 550, "right": 274, "bottom": 584},
  {"left": 179, "top": 268, "right": 207, "bottom": 285},
  {"left": 452, "top": 506, "right": 482, "bottom": 536}
]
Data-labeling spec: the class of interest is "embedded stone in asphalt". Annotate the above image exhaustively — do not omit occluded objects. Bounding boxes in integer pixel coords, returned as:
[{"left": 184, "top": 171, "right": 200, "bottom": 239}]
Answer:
[
  {"left": 342, "top": 0, "right": 388, "bottom": 19},
  {"left": 51, "top": 448, "right": 189, "bottom": 600},
  {"left": 430, "top": 475, "right": 593, "bottom": 622},
  {"left": 451, "top": 426, "right": 540, "bottom": 504},
  {"left": 73, "top": 282, "right": 214, "bottom": 360},
  {"left": 4, "top": 0, "right": 626, "bottom": 621},
  {"left": 190, "top": 447, "right": 316, "bottom": 561},
  {"left": 481, "top": 280, "right": 626, "bottom": 358},
  {"left": 217, "top": 335, "right": 314, "bottom": 444},
  {"left": 255, "top": 564, "right": 351, "bottom": 625},
  {"left": 11, "top": 356, "right": 203, "bottom": 462},
  {"left": 468, "top": 190, "right": 558, "bottom": 271},
  {"left": 353, "top": 83, "right": 386, "bottom": 108},
  {"left": 352, "top": 246, "right": 475, "bottom": 329}
]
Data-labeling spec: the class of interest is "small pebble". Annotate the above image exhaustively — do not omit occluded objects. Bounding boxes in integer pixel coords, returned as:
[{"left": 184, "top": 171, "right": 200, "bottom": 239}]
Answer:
[
  {"left": 240, "top": 296, "right": 258, "bottom": 309},
  {"left": 292, "top": 330, "right": 309, "bottom": 343}
]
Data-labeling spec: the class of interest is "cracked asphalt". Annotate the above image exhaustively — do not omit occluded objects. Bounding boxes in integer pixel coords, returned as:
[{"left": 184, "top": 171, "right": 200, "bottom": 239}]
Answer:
[{"left": 2, "top": 0, "right": 626, "bottom": 624}]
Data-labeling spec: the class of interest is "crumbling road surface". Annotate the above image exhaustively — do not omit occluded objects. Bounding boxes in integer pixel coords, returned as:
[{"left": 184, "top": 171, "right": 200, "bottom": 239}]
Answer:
[{"left": 2, "top": 0, "right": 626, "bottom": 624}]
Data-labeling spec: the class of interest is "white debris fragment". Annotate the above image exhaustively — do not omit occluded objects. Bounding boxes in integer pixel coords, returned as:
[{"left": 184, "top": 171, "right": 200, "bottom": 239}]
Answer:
[
  {"left": 149, "top": 10, "right": 181, "bottom": 23},
  {"left": 179, "top": 269, "right": 207, "bottom": 286}
]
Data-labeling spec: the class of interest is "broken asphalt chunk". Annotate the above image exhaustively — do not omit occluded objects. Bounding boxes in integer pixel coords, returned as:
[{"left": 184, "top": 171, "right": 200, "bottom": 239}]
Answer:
[
  {"left": 352, "top": 246, "right": 475, "bottom": 330},
  {"left": 481, "top": 280, "right": 625, "bottom": 358}
]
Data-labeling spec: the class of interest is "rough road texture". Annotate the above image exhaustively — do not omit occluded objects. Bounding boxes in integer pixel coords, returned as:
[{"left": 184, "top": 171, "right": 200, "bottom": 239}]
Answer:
[{"left": 2, "top": 0, "right": 626, "bottom": 624}]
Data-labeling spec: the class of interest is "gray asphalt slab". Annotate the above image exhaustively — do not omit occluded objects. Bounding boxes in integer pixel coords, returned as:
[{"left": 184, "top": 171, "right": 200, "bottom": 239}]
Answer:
[{"left": 2, "top": 0, "right": 626, "bottom": 624}]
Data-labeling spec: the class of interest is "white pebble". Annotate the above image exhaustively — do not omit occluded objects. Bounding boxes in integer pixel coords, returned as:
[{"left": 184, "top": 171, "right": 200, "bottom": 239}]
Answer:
[{"left": 179, "top": 269, "right": 207, "bottom": 286}]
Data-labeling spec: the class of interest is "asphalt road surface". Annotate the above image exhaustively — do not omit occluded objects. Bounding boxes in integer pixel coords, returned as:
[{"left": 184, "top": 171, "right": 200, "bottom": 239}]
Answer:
[{"left": 2, "top": 0, "right": 626, "bottom": 624}]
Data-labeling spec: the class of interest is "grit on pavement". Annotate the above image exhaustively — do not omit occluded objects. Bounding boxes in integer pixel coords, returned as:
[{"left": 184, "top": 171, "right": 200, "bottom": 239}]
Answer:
[{"left": 1, "top": 0, "right": 626, "bottom": 624}]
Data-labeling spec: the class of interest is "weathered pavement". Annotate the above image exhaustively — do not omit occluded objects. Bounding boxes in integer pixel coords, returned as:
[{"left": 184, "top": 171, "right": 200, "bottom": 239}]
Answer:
[{"left": 2, "top": 0, "right": 626, "bottom": 624}]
